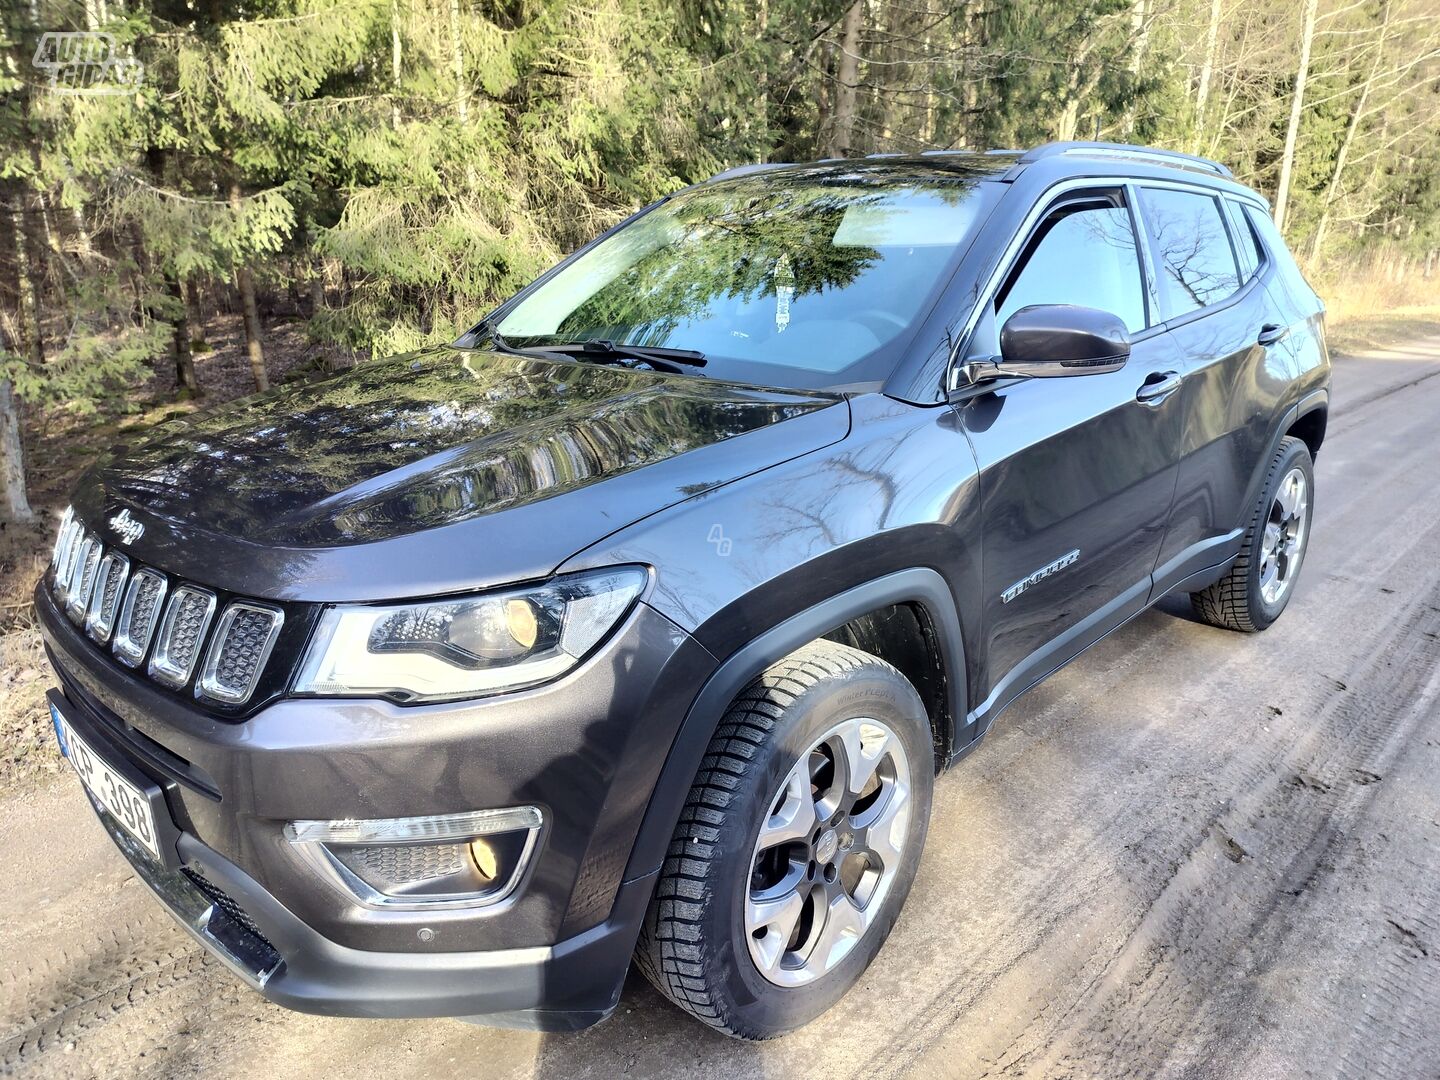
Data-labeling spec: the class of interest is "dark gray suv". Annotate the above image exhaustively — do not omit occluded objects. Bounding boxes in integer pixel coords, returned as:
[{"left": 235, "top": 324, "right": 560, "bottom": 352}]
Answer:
[{"left": 37, "top": 141, "right": 1329, "bottom": 1040}]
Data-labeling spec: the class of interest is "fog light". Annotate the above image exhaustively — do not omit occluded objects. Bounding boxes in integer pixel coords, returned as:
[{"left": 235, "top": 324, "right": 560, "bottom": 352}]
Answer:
[
  {"left": 469, "top": 837, "right": 498, "bottom": 880},
  {"left": 285, "top": 807, "right": 542, "bottom": 910}
]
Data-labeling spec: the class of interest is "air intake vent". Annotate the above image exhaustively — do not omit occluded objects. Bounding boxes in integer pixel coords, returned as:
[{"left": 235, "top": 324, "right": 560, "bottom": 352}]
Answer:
[
  {"left": 149, "top": 586, "right": 217, "bottom": 688},
  {"left": 198, "top": 603, "right": 284, "bottom": 704},
  {"left": 113, "top": 568, "right": 169, "bottom": 668},
  {"left": 86, "top": 552, "right": 131, "bottom": 644}
]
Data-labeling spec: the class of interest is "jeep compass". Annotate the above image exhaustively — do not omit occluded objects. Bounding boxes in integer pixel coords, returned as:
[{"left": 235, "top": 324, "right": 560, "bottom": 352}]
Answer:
[{"left": 36, "top": 141, "right": 1329, "bottom": 1039}]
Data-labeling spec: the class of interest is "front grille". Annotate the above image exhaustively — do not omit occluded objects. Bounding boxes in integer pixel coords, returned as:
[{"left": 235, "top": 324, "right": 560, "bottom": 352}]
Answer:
[
  {"left": 114, "top": 568, "right": 168, "bottom": 667},
  {"left": 86, "top": 551, "right": 130, "bottom": 644},
  {"left": 49, "top": 507, "right": 287, "bottom": 707},
  {"left": 198, "top": 603, "right": 284, "bottom": 704},
  {"left": 149, "top": 586, "right": 216, "bottom": 687}
]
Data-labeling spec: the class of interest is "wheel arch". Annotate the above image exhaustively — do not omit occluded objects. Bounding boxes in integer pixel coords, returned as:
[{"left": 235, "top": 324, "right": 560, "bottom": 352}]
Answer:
[
  {"left": 620, "top": 567, "right": 968, "bottom": 885},
  {"left": 1236, "top": 388, "right": 1327, "bottom": 534}
]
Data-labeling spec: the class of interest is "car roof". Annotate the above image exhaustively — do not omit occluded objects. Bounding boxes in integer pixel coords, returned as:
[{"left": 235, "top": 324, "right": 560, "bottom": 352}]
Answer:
[{"left": 704, "top": 141, "right": 1266, "bottom": 207}]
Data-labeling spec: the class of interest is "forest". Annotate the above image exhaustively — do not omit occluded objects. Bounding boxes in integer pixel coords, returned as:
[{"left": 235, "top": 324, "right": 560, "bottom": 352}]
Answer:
[{"left": 1, "top": 0, "right": 1439, "bottom": 528}]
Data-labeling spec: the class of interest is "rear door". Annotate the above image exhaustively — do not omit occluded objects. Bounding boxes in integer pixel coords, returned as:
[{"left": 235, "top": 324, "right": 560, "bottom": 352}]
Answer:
[
  {"left": 1138, "top": 185, "right": 1298, "bottom": 593},
  {"left": 957, "top": 185, "right": 1185, "bottom": 716}
]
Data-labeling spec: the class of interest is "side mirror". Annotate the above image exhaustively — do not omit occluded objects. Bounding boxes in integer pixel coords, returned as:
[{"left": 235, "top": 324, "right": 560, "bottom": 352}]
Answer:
[{"left": 992, "top": 304, "right": 1131, "bottom": 379}]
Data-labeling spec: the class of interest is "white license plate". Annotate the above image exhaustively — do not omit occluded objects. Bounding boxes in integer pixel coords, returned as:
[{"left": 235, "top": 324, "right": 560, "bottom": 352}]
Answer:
[{"left": 53, "top": 705, "right": 162, "bottom": 862}]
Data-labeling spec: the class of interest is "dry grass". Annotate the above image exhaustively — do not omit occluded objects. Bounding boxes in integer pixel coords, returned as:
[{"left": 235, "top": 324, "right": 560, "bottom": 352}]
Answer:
[
  {"left": 1312, "top": 263, "right": 1440, "bottom": 355},
  {"left": 0, "top": 529, "right": 62, "bottom": 790}
]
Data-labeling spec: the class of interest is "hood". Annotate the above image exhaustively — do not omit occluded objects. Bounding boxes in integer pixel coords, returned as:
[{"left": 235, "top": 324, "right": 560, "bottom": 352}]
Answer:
[{"left": 73, "top": 348, "right": 849, "bottom": 601}]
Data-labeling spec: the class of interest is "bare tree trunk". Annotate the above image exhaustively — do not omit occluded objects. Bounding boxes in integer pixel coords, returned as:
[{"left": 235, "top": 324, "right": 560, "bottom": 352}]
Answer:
[
  {"left": 1193, "top": 0, "right": 1222, "bottom": 148},
  {"left": 1274, "top": 0, "right": 1319, "bottom": 234},
  {"left": 0, "top": 377, "right": 33, "bottom": 523},
  {"left": 229, "top": 184, "right": 270, "bottom": 393},
  {"left": 1122, "top": 0, "right": 1150, "bottom": 137},
  {"left": 168, "top": 274, "right": 199, "bottom": 397},
  {"left": 1425, "top": 248, "right": 1435, "bottom": 279},
  {"left": 449, "top": 0, "right": 467, "bottom": 122},
  {"left": 391, "top": 0, "right": 402, "bottom": 129},
  {"left": 826, "top": 0, "right": 864, "bottom": 157},
  {"left": 1312, "top": 0, "right": 1391, "bottom": 259}
]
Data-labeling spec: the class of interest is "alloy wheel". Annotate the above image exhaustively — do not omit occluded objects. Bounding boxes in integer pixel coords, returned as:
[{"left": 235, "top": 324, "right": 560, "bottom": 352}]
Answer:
[
  {"left": 1260, "top": 466, "right": 1309, "bottom": 605},
  {"left": 744, "top": 716, "right": 912, "bottom": 987}
]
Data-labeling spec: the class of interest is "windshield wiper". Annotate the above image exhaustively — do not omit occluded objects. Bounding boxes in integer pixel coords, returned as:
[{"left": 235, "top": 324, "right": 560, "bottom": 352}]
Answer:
[{"left": 534, "top": 339, "right": 708, "bottom": 375}]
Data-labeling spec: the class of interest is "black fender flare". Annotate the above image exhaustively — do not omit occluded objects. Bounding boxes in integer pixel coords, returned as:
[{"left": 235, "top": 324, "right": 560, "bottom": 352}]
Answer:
[
  {"left": 1237, "top": 387, "right": 1328, "bottom": 534},
  {"left": 620, "top": 567, "right": 967, "bottom": 884}
]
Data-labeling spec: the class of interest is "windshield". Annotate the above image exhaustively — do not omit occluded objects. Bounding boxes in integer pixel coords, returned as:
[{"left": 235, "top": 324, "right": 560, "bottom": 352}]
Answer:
[{"left": 494, "top": 164, "right": 1001, "bottom": 391}]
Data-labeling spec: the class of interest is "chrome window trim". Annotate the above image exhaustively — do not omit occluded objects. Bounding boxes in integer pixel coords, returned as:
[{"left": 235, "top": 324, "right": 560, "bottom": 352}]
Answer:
[
  {"left": 946, "top": 177, "right": 1150, "bottom": 391},
  {"left": 148, "top": 585, "right": 218, "bottom": 689},
  {"left": 85, "top": 551, "right": 131, "bottom": 644},
  {"left": 113, "top": 568, "right": 170, "bottom": 668},
  {"left": 944, "top": 173, "right": 1266, "bottom": 392},
  {"left": 196, "top": 601, "right": 285, "bottom": 705}
]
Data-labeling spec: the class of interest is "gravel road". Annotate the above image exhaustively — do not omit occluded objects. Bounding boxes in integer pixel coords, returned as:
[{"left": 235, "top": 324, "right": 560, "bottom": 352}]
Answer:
[{"left": 4, "top": 335, "right": 1439, "bottom": 1080}]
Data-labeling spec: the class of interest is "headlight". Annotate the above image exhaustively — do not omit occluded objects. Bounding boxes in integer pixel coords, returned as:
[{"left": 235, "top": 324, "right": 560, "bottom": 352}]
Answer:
[{"left": 294, "top": 566, "right": 647, "bottom": 703}]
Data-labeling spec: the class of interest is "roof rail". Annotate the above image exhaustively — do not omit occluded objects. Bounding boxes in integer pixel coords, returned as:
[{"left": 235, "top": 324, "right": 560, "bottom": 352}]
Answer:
[
  {"left": 706, "top": 162, "right": 793, "bottom": 183},
  {"left": 1017, "top": 141, "right": 1233, "bottom": 179}
]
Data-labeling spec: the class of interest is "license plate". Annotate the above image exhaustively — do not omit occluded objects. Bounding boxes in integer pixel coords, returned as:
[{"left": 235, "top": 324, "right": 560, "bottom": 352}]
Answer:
[{"left": 52, "top": 704, "right": 162, "bottom": 862}]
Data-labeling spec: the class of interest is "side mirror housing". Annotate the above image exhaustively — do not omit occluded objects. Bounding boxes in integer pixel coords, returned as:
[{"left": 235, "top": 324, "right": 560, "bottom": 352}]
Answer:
[{"left": 992, "top": 304, "right": 1131, "bottom": 379}]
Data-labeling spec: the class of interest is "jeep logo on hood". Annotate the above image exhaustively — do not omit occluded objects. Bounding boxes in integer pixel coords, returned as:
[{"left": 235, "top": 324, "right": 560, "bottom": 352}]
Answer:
[{"left": 108, "top": 508, "right": 145, "bottom": 545}]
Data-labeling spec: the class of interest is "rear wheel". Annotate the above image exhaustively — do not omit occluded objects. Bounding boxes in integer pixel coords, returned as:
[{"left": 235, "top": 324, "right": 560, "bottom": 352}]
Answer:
[
  {"left": 1191, "top": 436, "right": 1314, "bottom": 632},
  {"left": 635, "top": 640, "right": 933, "bottom": 1039}
]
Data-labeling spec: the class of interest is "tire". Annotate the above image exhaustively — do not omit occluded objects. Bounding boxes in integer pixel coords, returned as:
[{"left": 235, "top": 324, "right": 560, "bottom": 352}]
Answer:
[
  {"left": 1191, "top": 435, "right": 1314, "bottom": 632},
  {"left": 635, "top": 640, "right": 934, "bottom": 1040}
]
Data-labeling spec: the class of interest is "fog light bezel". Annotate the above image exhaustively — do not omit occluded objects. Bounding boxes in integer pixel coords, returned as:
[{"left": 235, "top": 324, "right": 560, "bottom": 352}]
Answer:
[{"left": 284, "top": 807, "right": 543, "bottom": 911}]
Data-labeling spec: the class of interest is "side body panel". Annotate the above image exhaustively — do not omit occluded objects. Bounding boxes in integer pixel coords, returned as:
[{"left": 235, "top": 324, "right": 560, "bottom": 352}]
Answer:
[{"left": 958, "top": 328, "right": 1185, "bottom": 716}]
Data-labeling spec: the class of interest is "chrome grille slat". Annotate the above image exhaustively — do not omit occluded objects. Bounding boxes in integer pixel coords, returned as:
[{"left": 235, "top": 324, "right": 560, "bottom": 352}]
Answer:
[
  {"left": 65, "top": 536, "right": 104, "bottom": 622},
  {"left": 198, "top": 603, "right": 284, "bottom": 704},
  {"left": 86, "top": 552, "right": 131, "bottom": 644},
  {"left": 57, "top": 524, "right": 88, "bottom": 602},
  {"left": 113, "top": 568, "right": 169, "bottom": 667},
  {"left": 51, "top": 506, "right": 76, "bottom": 572},
  {"left": 149, "top": 585, "right": 217, "bottom": 688}
]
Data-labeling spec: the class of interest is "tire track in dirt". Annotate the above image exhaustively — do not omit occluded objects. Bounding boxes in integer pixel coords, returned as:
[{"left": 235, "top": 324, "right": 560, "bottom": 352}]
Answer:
[{"left": 1006, "top": 589, "right": 1440, "bottom": 1077}]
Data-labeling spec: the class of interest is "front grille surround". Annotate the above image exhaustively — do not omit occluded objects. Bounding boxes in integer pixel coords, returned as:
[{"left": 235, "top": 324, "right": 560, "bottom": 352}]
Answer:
[
  {"left": 149, "top": 585, "right": 218, "bottom": 688},
  {"left": 113, "top": 568, "right": 170, "bottom": 668},
  {"left": 48, "top": 508, "right": 301, "bottom": 711}
]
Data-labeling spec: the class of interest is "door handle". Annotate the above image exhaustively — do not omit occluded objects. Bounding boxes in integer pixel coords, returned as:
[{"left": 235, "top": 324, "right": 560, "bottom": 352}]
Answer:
[
  {"left": 1257, "top": 323, "right": 1290, "bottom": 347},
  {"left": 1136, "top": 370, "right": 1183, "bottom": 404}
]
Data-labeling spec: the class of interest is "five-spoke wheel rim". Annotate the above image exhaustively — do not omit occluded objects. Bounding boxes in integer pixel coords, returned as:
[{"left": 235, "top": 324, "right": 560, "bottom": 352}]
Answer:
[
  {"left": 745, "top": 717, "right": 911, "bottom": 987},
  {"left": 1260, "top": 466, "right": 1309, "bottom": 605}
]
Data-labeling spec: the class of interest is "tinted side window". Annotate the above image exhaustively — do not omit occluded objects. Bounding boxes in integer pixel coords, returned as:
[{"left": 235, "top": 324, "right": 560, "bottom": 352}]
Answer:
[
  {"left": 996, "top": 203, "right": 1147, "bottom": 333},
  {"left": 1140, "top": 188, "right": 1240, "bottom": 318},
  {"left": 1226, "top": 200, "right": 1264, "bottom": 281}
]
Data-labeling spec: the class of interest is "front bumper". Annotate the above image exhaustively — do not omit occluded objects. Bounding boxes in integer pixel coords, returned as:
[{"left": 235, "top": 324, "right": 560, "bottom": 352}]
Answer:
[{"left": 37, "top": 581, "right": 713, "bottom": 1027}]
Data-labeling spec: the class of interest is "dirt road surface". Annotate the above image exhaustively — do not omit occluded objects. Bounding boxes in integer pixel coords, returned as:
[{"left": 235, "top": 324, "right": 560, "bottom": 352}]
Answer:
[{"left": 4, "top": 336, "right": 1440, "bottom": 1080}]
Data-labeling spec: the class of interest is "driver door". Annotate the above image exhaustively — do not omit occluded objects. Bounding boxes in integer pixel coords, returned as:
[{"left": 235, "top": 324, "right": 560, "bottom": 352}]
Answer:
[{"left": 956, "top": 187, "right": 1185, "bottom": 717}]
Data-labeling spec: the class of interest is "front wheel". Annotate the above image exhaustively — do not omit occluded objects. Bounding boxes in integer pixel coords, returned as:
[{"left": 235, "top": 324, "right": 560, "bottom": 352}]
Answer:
[
  {"left": 1191, "top": 435, "right": 1315, "bottom": 632},
  {"left": 635, "top": 640, "right": 934, "bottom": 1039}
]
